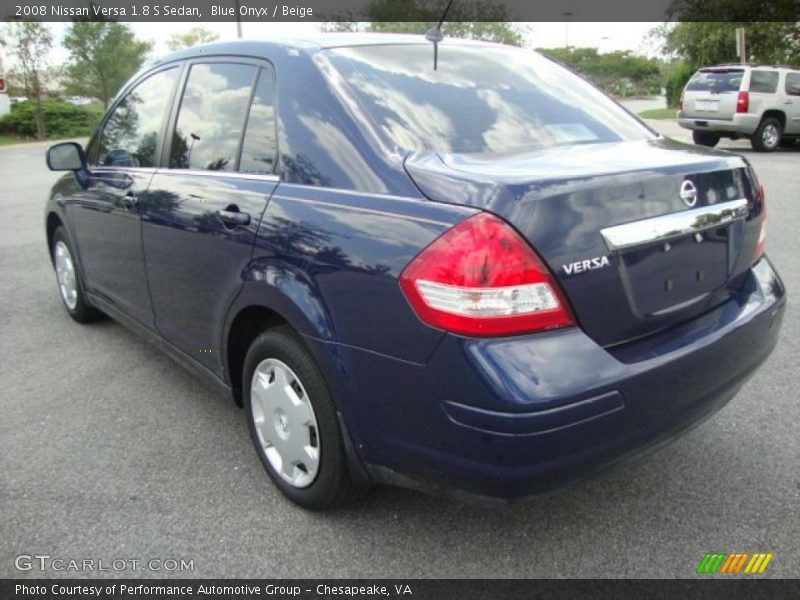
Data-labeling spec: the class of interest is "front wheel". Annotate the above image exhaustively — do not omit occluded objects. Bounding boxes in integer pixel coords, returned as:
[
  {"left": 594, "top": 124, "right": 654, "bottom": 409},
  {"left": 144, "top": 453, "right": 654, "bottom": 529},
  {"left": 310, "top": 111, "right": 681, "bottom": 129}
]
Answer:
[
  {"left": 243, "top": 326, "right": 360, "bottom": 509},
  {"left": 52, "top": 227, "right": 103, "bottom": 323},
  {"left": 692, "top": 130, "right": 720, "bottom": 147},
  {"left": 751, "top": 117, "right": 782, "bottom": 152}
]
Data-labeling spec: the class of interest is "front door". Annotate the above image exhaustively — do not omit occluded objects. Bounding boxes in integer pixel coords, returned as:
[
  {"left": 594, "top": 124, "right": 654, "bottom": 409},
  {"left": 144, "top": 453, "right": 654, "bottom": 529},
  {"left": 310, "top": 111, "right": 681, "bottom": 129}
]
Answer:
[{"left": 72, "top": 66, "right": 181, "bottom": 327}]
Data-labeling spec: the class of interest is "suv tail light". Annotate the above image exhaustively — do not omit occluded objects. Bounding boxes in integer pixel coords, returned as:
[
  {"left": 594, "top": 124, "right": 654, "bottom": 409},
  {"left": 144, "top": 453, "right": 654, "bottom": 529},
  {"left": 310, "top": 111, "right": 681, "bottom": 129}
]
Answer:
[
  {"left": 678, "top": 92, "right": 684, "bottom": 111},
  {"left": 0, "top": 78, "right": 6, "bottom": 93},
  {"left": 399, "top": 212, "right": 574, "bottom": 337},
  {"left": 737, "top": 91, "right": 749, "bottom": 113}
]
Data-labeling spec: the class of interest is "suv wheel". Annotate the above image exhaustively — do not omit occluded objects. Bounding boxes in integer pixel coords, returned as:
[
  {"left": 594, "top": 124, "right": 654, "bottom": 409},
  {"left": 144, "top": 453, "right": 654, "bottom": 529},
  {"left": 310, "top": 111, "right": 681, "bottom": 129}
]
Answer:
[
  {"left": 751, "top": 117, "right": 782, "bottom": 152},
  {"left": 692, "top": 131, "right": 720, "bottom": 147},
  {"left": 243, "top": 326, "right": 360, "bottom": 509}
]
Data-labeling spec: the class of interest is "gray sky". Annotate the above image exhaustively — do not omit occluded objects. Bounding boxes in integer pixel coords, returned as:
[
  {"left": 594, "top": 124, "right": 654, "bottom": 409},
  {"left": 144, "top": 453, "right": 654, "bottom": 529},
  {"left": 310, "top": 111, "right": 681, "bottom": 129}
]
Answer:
[{"left": 34, "top": 21, "right": 663, "bottom": 66}]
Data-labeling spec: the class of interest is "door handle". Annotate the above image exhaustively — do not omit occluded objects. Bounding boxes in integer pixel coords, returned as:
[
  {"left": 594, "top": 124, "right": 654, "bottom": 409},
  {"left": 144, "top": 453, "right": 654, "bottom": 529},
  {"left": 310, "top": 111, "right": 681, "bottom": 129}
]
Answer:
[
  {"left": 216, "top": 209, "right": 251, "bottom": 227},
  {"left": 784, "top": 100, "right": 793, "bottom": 105},
  {"left": 121, "top": 191, "right": 138, "bottom": 210}
]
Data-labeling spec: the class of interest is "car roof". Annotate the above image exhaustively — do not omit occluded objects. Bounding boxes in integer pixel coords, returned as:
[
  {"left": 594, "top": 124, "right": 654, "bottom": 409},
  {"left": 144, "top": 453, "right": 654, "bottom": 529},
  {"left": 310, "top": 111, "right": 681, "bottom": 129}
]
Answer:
[
  {"left": 703, "top": 63, "right": 799, "bottom": 72},
  {"left": 153, "top": 33, "right": 496, "bottom": 65}
]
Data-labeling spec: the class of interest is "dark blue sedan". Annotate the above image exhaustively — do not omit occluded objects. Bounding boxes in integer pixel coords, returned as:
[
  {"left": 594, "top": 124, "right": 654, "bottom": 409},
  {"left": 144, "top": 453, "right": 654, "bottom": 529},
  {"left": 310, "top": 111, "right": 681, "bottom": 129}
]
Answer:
[{"left": 44, "top": 34, "right": 785, "bottom": 508}]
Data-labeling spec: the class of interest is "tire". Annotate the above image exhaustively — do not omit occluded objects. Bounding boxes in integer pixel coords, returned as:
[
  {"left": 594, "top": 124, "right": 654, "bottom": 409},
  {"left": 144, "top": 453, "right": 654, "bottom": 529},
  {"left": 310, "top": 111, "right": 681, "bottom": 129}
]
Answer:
[
  {"left": 751, "top": 117, "right": 782, "bottom": 152},
  {"left": 52, "top": 227, "right": 103, "bottom": 323},
  {"left": 243, "top": 326, "right": 360, "bottom": 509},
  {"left": 692, "top": 130, "right": 720, "bottom": 147}
]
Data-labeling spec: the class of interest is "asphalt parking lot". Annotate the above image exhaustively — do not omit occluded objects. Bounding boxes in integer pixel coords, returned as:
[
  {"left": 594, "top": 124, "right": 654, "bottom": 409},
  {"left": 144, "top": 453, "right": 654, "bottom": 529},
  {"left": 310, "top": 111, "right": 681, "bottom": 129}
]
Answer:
[{"left": 1, "top": 131, "right": 798, "bottom": 579}]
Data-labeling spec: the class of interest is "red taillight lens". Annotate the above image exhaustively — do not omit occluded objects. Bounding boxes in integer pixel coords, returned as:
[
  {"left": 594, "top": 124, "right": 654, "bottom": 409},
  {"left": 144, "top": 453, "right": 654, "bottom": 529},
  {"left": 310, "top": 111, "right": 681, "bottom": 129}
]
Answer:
[
  {"left": 754, "top": 182, "right": 766, "bottom": 260},
  {"left": 0, "top": 78, "right": 6, "bottom": 93},
  {"left": 737, "top": 91, "right": 749, "bottom": 113},
  {"left": 678, "top": 92, "right": 684, "bottom": 111},
  {"left": 399, "top": 212, "right": 574, "bottom": 337}
]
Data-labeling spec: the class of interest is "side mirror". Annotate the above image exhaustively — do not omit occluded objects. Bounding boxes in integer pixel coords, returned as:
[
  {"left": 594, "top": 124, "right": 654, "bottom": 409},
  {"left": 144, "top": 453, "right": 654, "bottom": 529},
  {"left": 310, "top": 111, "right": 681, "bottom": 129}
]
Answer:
[{"left": 46, "top": 142, "right": 86, "bottom": 171}]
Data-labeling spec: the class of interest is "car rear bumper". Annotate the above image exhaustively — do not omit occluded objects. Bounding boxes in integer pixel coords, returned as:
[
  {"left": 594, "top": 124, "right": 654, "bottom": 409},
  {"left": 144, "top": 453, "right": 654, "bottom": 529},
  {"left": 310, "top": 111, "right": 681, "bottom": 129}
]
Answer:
[
  {"left": 312, "top": 258, "right": 786, "bottom": 502},
  {"left": 678, "top": 113, "right": 760, "bottom": 135}
]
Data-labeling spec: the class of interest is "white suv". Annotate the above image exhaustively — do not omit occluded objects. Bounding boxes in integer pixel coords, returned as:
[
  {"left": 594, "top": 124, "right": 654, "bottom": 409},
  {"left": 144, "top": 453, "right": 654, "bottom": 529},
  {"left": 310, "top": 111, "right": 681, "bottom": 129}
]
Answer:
[
  {"left": 0, "top": 60, "right": 10, "bottom": 117},
  {"left": 678, "top": 64, "right": 800, "bottom": 152}
]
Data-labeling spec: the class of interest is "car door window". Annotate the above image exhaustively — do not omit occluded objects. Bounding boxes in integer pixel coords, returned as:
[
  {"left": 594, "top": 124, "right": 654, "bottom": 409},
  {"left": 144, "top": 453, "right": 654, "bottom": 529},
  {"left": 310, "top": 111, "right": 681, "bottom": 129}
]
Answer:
[
  {"left": 786, "top": 73, "right": 800, "bottom": 96},
  {"left": 239, "top": 67, "right": 278, "bottom": 174},
  {"left": 94, "top": 68, "right": 179, "bottom": 168},
  {"left": 749, "top": 71, "right": 779, "bottom": 94},
  {"left": 169, "top": 62, "right": 256, "bottom": 171}
]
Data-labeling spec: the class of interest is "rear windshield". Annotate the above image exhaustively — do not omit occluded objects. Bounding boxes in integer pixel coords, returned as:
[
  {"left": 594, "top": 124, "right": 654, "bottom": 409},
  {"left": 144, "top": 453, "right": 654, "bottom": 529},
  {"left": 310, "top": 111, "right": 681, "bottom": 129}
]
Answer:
[
  {"left": 686, "top": 69, "right": 744, "bottom": 93},
  {"left": 322, "top": 44, "right": 652, "bottom": 154}
]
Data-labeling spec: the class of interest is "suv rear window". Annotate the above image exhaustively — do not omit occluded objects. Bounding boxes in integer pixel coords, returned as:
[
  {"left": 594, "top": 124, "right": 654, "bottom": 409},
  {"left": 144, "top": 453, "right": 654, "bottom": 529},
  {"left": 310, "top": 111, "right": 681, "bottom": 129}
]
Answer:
[
  {"left": 323, "top": 44, "right": 652, "bottom": 154},
  {"left": 749, "top": 70, "right": 779, "bottom": 93},
  {"left": 685, "top": 69, "right": 744, "bottom": 93}
]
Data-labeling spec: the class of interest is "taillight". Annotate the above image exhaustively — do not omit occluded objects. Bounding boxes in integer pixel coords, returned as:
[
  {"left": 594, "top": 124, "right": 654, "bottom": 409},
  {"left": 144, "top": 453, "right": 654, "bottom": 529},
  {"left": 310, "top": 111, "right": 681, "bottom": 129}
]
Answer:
[
  {"left": 754, "top": 182, "right": 766, "bottom": 260},
  {"left": 678, "top": 92, "right": 684, "bottom": 111},
  {"left": 737, "top": 91, "right": 749, "bottom": 113},
  {"left": 399, "top": 212, "right": 574, "bottom": 337},
  {"left": 0, "top": 78, "right": 6, "bottom": 93}
]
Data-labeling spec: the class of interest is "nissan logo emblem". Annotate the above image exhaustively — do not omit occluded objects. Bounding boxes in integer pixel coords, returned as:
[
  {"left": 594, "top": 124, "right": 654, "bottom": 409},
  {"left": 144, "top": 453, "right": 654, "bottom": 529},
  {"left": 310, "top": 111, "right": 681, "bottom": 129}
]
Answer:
[{"left": 680, "top": 180, "right": 698, "bottom": 207}]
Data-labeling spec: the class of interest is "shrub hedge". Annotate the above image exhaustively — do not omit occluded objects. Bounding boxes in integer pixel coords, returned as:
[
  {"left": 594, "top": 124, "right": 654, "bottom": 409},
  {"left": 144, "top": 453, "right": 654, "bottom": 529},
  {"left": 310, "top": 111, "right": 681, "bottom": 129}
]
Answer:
[{"left": 0, "top": 99, "right": 103, "bottom": 139}]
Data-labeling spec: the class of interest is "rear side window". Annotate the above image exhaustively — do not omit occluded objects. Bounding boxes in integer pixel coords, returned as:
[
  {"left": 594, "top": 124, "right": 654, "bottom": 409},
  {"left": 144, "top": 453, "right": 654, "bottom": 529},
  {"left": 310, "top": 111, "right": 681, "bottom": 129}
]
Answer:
[
  {"left": 239, "top": 67, "right": 278, "bottom": 174},
  {"left": 95, "top": 67, "right": 179, "bottom": 167},
  {"left": 785, "top": 72, "right": 800, "bottom": 96},
  {"left": 170, "top": 62, "right": 256, "bottom": 171},
  {"left": 749, "top": 70, "right": 779, "bottom": 93},
  {"left": 685, "top": 69, "right": 743, "bottom": 93}
]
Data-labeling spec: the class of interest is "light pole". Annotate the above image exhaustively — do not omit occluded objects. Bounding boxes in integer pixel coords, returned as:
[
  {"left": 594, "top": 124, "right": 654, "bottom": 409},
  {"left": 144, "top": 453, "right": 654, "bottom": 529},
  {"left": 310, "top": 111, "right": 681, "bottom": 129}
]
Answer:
[{"left": 563, "top": 12, "right": 574, "bottom": 49}]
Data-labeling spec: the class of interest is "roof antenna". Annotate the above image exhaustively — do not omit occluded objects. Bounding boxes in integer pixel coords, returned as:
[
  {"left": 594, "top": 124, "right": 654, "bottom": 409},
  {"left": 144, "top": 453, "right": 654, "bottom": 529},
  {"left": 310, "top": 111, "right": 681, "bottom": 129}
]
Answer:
[{"left": 424, "top": 0, "right": 454, "bottom": 70}]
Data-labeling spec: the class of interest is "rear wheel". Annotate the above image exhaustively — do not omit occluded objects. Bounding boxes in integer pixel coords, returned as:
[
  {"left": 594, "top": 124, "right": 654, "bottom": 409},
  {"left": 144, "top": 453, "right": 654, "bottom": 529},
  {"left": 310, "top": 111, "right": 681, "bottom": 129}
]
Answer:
[
  {"left": 751, "top": 117, "right": 782, "bottom": 152},
  {"left": 243, "top": 326, "right": 360, "bottom": 509},
  {"left": 692, "top": 131, "right": 720, "bottom": 147},
  {"left": 52, "top": 227, "right": 102, "bottom": 323}
]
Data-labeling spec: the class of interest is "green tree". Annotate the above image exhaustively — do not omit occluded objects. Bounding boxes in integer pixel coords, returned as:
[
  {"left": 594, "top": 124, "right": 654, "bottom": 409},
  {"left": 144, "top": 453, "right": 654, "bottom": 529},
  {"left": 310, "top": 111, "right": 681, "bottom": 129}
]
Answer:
[
  {"left": 62, "top": 22, "right": 152, "bottom": 108},
  {"left": 323, "top": 0, "right": 524, "bottom": 46},
  {"left": 538, "top": 47, "right": 662, "bottom": 97},
  {"left": 165, "top": 27, "right": 219, "bottom": 51},
  {"left": 3, "top": 22, "right": 53, "bottom": 140},
  {"left": 653, "top": 22, "right": 800, "bottom": 69}
]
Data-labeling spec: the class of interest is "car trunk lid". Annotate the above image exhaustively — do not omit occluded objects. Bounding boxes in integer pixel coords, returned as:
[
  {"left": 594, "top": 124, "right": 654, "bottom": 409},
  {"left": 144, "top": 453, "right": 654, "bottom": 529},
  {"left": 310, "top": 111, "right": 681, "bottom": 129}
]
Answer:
[{"left": 405, "top": 138, "right": 763, "bottom": 347}]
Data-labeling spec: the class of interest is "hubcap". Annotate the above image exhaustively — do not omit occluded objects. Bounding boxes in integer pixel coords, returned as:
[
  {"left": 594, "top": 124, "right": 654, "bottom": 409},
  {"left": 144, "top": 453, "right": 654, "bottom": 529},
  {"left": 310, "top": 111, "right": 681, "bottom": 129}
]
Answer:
[
  {"left": 250, "top": 358, "right": 320, "bottom": 488},
  {"left": 54, "top": 241, "right": 78, "bottom": 310},
  {"left": 763, "top": 124, "right": 779, "bottom": 148}
]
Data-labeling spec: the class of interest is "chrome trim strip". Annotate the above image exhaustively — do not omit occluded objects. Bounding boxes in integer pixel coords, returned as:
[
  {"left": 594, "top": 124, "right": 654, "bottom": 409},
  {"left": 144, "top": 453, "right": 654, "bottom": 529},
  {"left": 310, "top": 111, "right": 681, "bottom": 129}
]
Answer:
[
  {"left": 89, "top": 166, "right": 279, "bottom": 183},
  {"left": 153, "top": 169, "right": 280, "bottom": 182},
  {"left": 601, "top": 199, "right": 749, "bottom": 251}
]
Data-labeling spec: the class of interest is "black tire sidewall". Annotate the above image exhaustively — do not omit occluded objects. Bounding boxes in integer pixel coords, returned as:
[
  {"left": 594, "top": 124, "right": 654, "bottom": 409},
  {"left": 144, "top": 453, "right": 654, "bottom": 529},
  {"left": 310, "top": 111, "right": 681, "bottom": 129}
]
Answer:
[
  {"left": 752, "top": 117, "right": 782, "bottom": 152},
  {"left": 242, "top": 327, "right": 351, "bottom": 509},
  {"left": 52, "top": 227, "right": 98, "bottom": 322},
  {"left": 692, "top": 131, "right": 720, "bottom": 147}
]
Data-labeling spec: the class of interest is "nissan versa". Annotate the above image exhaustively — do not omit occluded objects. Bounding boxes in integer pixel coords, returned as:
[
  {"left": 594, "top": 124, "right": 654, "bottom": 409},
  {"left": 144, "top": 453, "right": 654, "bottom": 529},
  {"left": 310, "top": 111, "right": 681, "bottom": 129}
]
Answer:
[{"left": 44, "top": 35, "right": 786, "bottom": 509}]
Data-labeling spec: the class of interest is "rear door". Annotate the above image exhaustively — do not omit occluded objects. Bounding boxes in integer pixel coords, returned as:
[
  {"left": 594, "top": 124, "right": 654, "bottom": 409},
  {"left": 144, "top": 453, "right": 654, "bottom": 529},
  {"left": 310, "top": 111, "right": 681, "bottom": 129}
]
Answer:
[
  {"left": 784, "top": 72, "right": 800, "bottom": 134},
  {"left": 747, "top": 69, "right": 780, "bottom": 117},
  {"left": 71, "top": 66, "right": 180, "bottom": 327},
  {"left": 682, "top": 68, "right": 744, "bottom": 120},
  {"left": 142, "top": 59, "right": 279, "bottom": 375}
]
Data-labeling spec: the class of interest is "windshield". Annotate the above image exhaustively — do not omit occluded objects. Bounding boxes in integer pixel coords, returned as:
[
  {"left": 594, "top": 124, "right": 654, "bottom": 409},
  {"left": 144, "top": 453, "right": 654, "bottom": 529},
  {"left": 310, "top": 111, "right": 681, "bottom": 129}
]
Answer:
[
  {"left": 322, "top": 44, "right": 653, "bottom": 155},
  {"left": 686, "top": 69, "right": 744, "bottom": 93}
]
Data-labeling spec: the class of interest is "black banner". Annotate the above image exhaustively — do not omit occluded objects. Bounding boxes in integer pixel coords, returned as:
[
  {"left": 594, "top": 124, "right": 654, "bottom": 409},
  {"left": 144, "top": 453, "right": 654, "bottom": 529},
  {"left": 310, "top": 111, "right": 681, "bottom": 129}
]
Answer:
[
  {"left": 3, "top": 0, "right": 800, "bottom": 22},
  {"left": 3, "top": 580, "right": 800, "bottom": 600}
]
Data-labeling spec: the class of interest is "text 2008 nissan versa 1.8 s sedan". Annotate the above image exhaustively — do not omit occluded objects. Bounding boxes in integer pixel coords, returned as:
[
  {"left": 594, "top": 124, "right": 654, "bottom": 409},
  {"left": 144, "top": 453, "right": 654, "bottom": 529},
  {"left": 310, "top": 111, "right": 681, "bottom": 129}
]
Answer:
[{"left": 45, "top": 35, "right": 786, "bottom": 509}]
